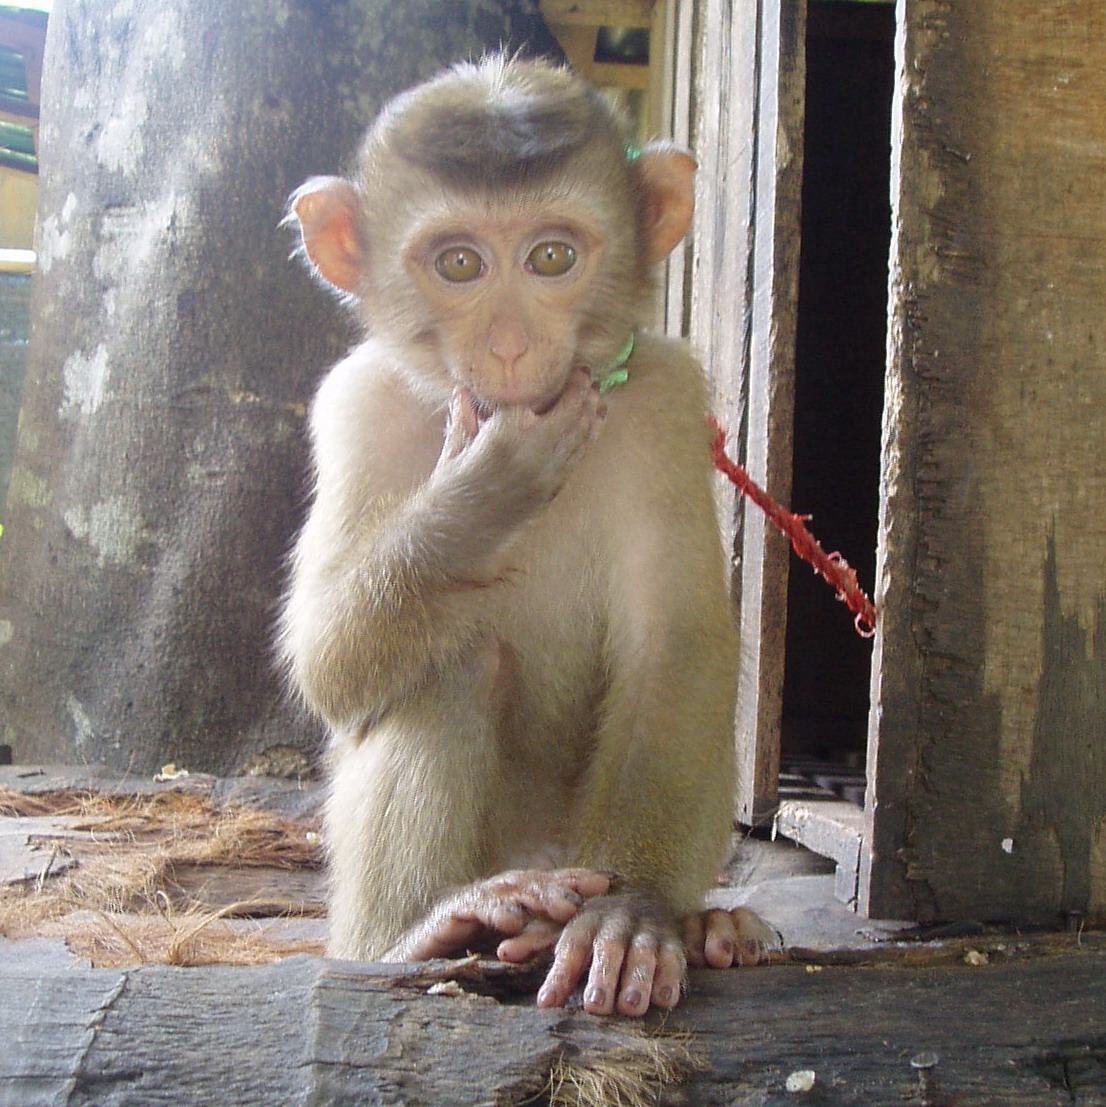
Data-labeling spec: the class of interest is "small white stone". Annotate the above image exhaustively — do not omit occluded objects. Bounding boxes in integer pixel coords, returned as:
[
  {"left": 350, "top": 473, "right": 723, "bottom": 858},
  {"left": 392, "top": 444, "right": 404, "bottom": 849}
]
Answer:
[{"left": 785, "top": 1069, "right": 816, "bottom": 1093}]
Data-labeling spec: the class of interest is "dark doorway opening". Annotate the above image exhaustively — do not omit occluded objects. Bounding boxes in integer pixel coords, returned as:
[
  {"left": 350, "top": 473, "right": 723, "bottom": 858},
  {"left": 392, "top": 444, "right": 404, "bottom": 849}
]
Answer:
[{"left": 781, "top": 1, "right": 894, "bottom": 776}]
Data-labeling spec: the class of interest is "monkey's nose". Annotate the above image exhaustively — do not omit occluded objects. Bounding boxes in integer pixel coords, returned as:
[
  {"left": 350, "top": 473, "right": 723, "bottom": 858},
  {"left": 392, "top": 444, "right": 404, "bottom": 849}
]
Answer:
[{"left": 487, "top": 321, "right": 529, "bottom": 369}]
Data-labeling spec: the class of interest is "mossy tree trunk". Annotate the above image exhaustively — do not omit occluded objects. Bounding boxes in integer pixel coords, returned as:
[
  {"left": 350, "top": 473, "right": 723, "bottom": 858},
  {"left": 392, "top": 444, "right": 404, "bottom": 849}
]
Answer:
[{"left": 0, "top": 0, "right": 557, "bottom": 773}]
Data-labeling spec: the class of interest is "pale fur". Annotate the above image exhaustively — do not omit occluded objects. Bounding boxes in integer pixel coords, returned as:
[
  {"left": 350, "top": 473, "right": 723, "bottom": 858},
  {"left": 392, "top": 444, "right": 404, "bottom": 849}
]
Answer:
[{"left": 279, "top": 57, "right": 738, "bottom": 961}]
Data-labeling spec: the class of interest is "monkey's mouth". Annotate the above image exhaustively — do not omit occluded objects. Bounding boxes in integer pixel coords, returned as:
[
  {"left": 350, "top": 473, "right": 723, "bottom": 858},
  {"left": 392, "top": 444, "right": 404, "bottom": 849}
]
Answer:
[
  {"left": 468, "top": 388, "right": 562, "bottom": 418},
  {"left": 462, "top": 362, "right": 574, "bottom": 416}
]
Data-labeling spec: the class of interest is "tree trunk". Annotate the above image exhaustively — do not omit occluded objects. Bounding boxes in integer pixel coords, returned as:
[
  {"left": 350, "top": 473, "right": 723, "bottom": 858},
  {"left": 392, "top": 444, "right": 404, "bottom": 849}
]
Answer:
[{"left": 0, "top": 0, "right": 557, "bottom": 773}]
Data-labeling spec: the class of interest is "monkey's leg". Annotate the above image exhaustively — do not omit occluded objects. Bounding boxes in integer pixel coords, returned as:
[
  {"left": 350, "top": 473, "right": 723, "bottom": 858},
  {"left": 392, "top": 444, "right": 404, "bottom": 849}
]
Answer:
[
  {"left": 325, "top": 645, "right": 609, "bottom": 962},
  {"left": 328, "top": 725, "right": 610, "bottom": 961},
  {"left": 536, "top": 608, "right": 741, "bottom": 1016},
  {"left": 324, "top": 652, "right": 510, "bottom": 961}
]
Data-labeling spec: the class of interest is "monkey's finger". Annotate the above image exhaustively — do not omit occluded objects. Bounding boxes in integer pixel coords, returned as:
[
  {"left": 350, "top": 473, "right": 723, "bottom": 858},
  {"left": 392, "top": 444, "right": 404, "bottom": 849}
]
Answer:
[
  {"left": 482, "top": 868, "right": 611, "bottom": 923},
  {"left": 700, "top": 907, "right": 740, "bottom": 968},
  {"left": 388, "top": 907, "right": 489, "bottom": 960},
  {"left": 441, "top": 388, "right": 480, "bottom": 460},
  {"left": 616, "top": 940, "right": 658, "bottom": 1017},
  {"left": 392, "top": 888, "right": 533, "bottom": 961},
  {"left": 516, "top": 869, "right": 612, "bottom": 923},
  {"left": 649, "top": 942, "right": 685, "bottom": 1010},
  {"left": 681, "top": 911, "right": 709, "bottom": 967},
  {"left": 727, "top": 906, "right": 778, "bottom": 965},
  {"left": 700, "top": 906, "right": 776, "bottom": 967},
  {"left": 582, "top": 936, "right": 628, "bottom": 1016},
  {"left": 555, "top": 868, "right": 613, "bottom": 899},
  {"left": 536, "top": 918, "right": 598, "bottom": 1009},
  {"left": 495, "top": 917, "right": 562, "bottom": 963}
]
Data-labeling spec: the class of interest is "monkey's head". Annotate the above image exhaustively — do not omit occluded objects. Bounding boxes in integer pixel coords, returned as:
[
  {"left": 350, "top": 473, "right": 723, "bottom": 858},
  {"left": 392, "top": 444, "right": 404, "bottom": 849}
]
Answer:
[{"left": 289, "top": 55, "right": 695, "bottom": 412}]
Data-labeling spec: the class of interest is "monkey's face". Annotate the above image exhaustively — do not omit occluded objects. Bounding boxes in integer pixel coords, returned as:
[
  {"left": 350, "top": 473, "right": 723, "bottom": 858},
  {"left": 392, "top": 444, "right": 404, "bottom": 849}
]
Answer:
[{"left": 400, "top": 197, "right": 617, "bottom": 413}]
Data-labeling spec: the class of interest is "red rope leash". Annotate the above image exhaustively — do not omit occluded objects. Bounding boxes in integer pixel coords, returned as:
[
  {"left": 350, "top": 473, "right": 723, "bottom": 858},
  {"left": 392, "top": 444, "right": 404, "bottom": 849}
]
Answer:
[{"left": 708, "top": 416, "right": 877, "bottom": 638}]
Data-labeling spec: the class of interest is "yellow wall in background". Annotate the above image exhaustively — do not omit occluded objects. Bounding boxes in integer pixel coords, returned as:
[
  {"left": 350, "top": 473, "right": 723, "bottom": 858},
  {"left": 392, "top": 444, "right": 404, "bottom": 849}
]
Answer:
[{"left": 0, "top": 168, "right": 36, "bottom": 251}]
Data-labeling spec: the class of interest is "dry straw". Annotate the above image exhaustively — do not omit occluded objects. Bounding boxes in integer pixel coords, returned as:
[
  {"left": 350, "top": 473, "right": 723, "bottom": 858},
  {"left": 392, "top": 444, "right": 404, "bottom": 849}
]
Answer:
[{"left": 1, "top": 786, "right": 324, "bottom": 966}]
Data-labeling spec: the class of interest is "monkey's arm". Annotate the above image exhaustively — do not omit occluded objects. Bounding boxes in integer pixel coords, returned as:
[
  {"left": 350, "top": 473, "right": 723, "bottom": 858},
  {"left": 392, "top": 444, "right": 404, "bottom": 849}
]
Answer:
[{"left": 280, "top": 359, "right": 601, "bottom": 728}]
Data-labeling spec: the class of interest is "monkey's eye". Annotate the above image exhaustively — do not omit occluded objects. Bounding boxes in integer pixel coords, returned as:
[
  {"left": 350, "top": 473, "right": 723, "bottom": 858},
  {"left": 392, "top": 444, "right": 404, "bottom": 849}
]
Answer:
[
  {"left": 527, "top": 241, "right": 577, "bottom": 277},
  {"left": 435, "top": 246, "right": 484, "bottom": 283}
]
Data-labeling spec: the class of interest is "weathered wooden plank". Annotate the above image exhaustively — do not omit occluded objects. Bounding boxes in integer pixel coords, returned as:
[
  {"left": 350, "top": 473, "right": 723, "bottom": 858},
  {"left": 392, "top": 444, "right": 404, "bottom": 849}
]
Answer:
[
  {"left": 688, "top": 0, "right": 806, "bottom": 831},
  {"left": 2, "top": 949, "right": 1104, "bottom": 1104},
  {"left": 734, "top": 0, "right": 807, "bottom": 827},
  {"left": 865, "top": 0, "right": 1106, "bottom": 922},
  {"left": 684, "top": 951, "right": 1106, "bottom": 1104},
  {"left": 775, "top": 798, "right": 864, "bottom": 905}
]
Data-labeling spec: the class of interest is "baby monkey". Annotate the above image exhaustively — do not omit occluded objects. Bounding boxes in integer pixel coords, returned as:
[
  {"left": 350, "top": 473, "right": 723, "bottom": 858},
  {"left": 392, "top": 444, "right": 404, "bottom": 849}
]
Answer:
[{"left": 280, "top": 55, "right": 774, "bottom": 1017}]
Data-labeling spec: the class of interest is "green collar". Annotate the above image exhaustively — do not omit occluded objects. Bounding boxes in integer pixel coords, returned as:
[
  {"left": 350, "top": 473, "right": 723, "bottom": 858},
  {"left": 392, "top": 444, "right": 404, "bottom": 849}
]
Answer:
[{"left": 591, "top": 333, "right": 635, "bottom": 394}]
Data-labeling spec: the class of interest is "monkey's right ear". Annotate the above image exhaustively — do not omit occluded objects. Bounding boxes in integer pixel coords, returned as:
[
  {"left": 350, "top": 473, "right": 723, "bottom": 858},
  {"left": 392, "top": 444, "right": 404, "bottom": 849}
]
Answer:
[{"left": 287, "top": 176, "right": 362, "bottom": 297}]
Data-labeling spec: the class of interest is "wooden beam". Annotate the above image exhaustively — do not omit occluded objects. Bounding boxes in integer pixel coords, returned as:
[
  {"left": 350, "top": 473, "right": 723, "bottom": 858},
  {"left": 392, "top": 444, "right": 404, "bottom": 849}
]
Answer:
[
  {"left": 686, "top": 0, "right": 800, "bottom": 828},
  {"left": 733, "top": 0, "right": 807, "bottom": 827},
  {"left": 3, "top": 944, "right": 1105, "bottom": 1103},
  {"left": 864, "top": 0, "right": 1106, "bottom": 922}
]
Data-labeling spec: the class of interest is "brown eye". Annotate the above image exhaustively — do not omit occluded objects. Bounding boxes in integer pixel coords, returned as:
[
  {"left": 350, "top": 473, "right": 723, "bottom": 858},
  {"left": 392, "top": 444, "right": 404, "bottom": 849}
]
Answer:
[
  {"left": 435, "top": 246, "right": 483, "bottom": 282},
  {"left": 527, "top": 241, "right": 576, "bottom": 277}
]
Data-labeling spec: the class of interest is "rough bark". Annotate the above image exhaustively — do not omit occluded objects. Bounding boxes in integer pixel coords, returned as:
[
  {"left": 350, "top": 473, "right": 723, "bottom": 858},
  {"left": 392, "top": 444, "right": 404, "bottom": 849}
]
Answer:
[
  {"left": 0, "top": 0, "right": 558, "bottom": 773},
  {"left": 2, "top": 946, "right": 1104, "bottom": 1105},
  {"left": 864, "top": 0, "right": 1106, "bottom": 922}
]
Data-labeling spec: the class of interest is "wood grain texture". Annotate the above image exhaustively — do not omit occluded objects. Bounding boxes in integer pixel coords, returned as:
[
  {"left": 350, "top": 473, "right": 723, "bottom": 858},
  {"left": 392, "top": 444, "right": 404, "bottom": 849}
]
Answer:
[
  {"left": 866, "top": 0, "right": 1106, "bottom": 921},
  {"left": 731, "top": 0, "right": 807, "bottom": 829},
  {"left": 3, "top": 948, "right": 1104, "bottom": 1104},
  {"left": 689, "top": 0, "right": 806, "bottom": 829}
]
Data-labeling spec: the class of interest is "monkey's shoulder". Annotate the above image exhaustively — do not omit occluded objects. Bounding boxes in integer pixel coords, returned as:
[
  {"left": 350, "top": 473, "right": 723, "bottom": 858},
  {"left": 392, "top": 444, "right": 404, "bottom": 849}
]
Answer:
[
  {"left": 604, "top": 333, "right": 712, "bottom": 442},
  {"left": 316, "top": 339, "right": 446, "bottom": 420},
  {"left": 308, "top": 341, "right": 445, "bottom": 485}
]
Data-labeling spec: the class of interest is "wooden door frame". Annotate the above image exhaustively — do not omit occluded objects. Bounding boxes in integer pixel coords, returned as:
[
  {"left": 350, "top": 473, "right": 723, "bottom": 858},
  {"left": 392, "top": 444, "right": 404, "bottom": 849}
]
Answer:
[{"left": 682, "top": 0, "right": 807, "bottom": 828}]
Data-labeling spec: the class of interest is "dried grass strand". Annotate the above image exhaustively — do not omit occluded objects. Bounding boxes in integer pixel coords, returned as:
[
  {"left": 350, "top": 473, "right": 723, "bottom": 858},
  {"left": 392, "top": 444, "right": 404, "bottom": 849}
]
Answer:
[{"left": 542, "top": 1032, "right": 705, "bottom": 1107}]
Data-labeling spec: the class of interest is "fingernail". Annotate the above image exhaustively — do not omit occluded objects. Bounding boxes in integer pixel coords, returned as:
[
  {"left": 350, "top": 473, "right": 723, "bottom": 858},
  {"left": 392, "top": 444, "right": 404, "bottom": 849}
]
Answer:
[
  {"left": 658, "top": 986, "right": 676, "bottom": 1007},
  {"left": 622, "top": 987, "right": 642, "bottom": 1009},
  {"left": 719, "top": 939, "right": 734, "bottom": 959},
  {"left": 563, "top": 891, "right": 582, "bottom": 905},
  {"left": 585, "top": 986, "right": 606, "bottom": 1008}
]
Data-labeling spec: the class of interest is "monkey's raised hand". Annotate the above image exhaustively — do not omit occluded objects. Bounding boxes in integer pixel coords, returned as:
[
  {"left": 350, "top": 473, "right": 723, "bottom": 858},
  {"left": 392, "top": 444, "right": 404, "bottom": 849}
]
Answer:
[
  {"left": 382, "top": 869, "right": 611, "bottom": 962},
  {"left": 437, "top": 367, "right": 604, "bottom": 515}
]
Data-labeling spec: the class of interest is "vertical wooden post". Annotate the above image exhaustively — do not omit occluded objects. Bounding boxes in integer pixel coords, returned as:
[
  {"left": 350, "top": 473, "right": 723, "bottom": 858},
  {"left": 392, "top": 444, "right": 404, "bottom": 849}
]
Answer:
[
  {"left": 863, "top": 0, "right": 1106, "bottom": 922},
  {"left": 691, "top": 0, "right": 807, "bottom": 826}
]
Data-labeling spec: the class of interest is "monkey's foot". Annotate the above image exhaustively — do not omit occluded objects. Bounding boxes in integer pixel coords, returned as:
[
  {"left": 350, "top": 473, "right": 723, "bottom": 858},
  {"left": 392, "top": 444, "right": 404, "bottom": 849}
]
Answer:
[
  {"left": 528, "top": 899, "right": 780, "bottom": 1019},
  {"left": 682, "top": 906, "right": 779, "bottom": 969}
]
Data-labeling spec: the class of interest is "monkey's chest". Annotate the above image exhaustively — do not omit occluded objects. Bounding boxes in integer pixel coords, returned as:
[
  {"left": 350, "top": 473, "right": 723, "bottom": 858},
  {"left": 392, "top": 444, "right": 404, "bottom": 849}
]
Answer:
[{"left": 479, "top": 503, "right": 609, "bottom": 741}]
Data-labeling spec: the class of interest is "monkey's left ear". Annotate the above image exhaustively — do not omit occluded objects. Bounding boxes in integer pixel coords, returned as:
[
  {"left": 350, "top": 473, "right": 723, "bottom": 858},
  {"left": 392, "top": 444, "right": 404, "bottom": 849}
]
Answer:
[{"left": 634, "top": 146, "right": 697, "bottom": 265}]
